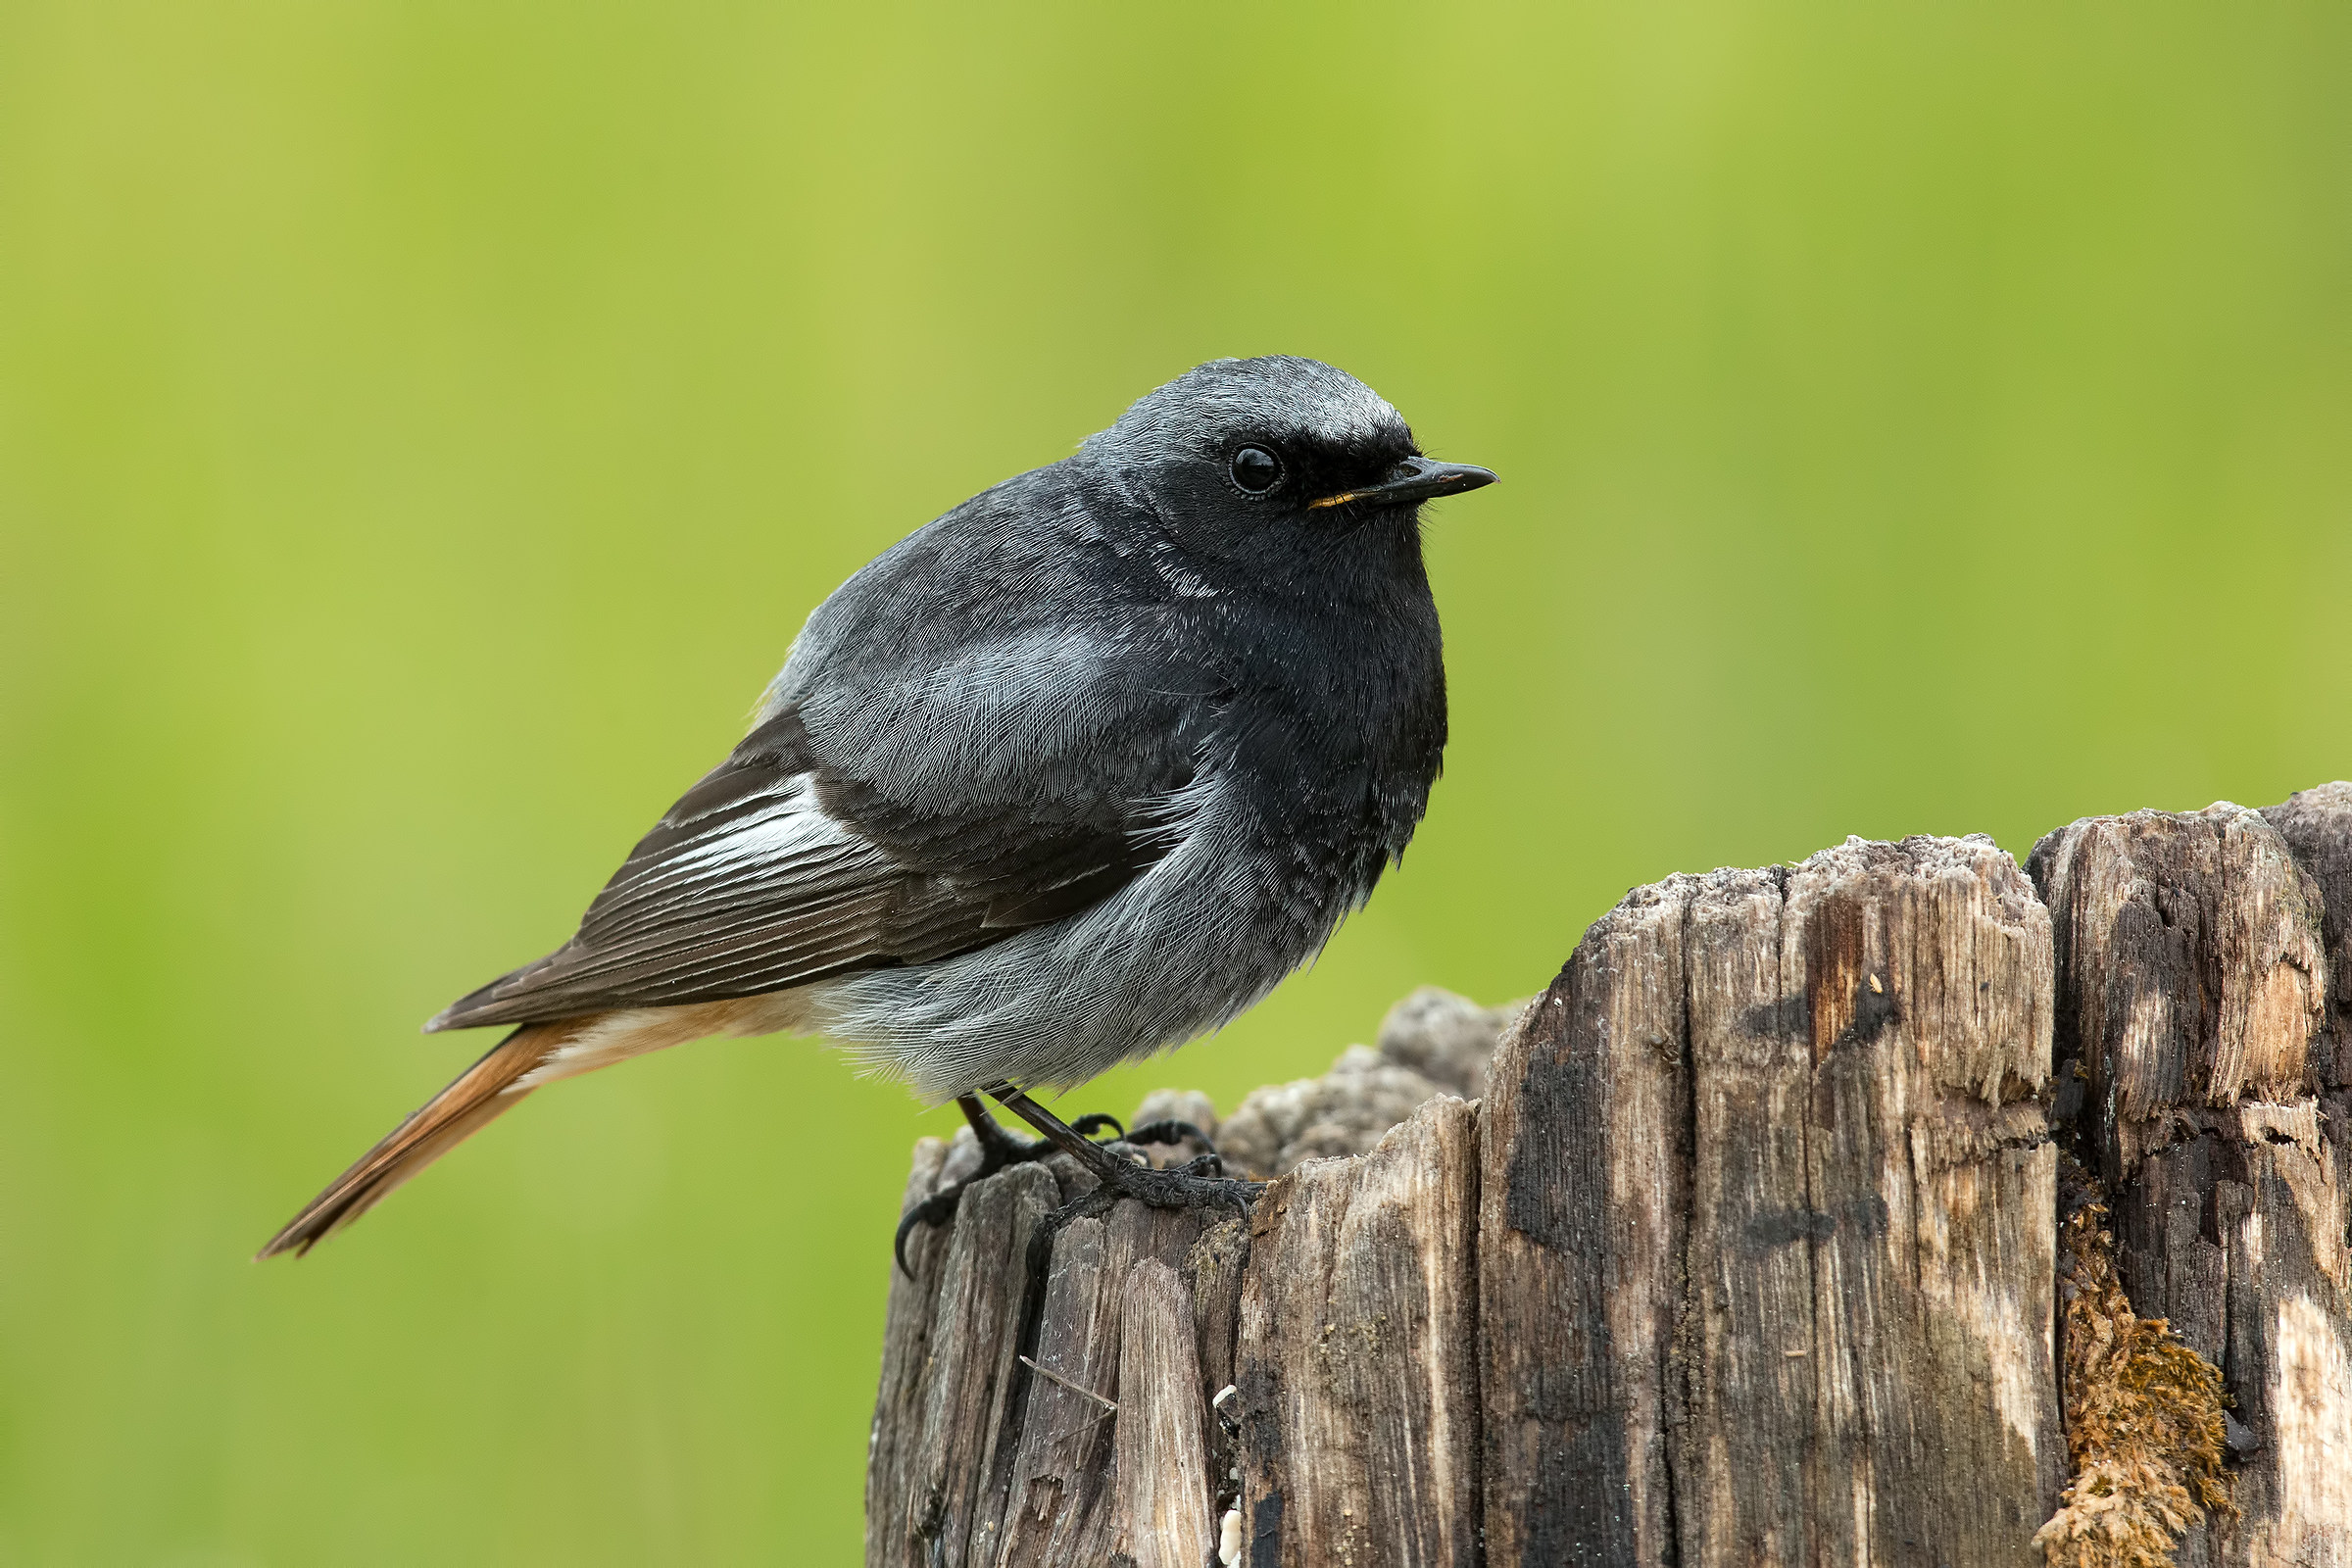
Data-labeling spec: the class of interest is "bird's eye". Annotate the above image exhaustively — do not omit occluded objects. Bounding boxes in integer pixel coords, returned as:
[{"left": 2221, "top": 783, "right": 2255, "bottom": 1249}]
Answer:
[{"left": 1230, "top": 446, "right": 1281, "bottom": 493}]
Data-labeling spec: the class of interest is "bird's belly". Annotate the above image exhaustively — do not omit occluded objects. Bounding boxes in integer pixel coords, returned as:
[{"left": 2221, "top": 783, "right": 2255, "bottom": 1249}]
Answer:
[{"left": 800, "top": 829, "right": 1365, "bottom": 1102}]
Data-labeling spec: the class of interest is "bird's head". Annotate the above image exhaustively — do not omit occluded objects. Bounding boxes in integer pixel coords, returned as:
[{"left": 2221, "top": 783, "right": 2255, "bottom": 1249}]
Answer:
[{"left": 1081, "top": 357, "right": 1496, "bottom": 569}]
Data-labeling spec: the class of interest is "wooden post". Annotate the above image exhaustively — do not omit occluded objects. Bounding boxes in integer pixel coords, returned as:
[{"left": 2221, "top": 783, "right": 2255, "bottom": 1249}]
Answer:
[
  {"left": 865, "top": 794, "right": 2352, "bottom": 1568},
  {"left": 2032, "top": 801, "right": 2352, "bottom": 1565},
  {"left": 1482, "top": 837, "right": 2064, "bottom": 1566}
]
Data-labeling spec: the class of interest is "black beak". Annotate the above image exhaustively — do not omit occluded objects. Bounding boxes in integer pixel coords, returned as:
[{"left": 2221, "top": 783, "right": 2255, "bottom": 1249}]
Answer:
[{"left": 1307, "top": 456, "right": 1499, "bottom": 511}]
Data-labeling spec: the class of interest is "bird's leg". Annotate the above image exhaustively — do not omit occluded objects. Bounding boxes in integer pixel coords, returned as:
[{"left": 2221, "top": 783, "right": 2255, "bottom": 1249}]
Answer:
[
  {"left": 893, "top": 1093, "right": 1125, "bottom": 1276},
  {"left": 984, "top": 1081, "right": 1264, "bottom": 1216},
  {"left": 958, "top": 1091, "right": 1040, "bottom": 1165}
]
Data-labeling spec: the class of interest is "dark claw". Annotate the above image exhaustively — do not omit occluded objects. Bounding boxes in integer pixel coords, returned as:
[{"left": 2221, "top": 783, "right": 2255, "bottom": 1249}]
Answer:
[
  {"left": 979, "top": 1079, "right": 1261, "bottom": 1218},
  {"left": 1116, "top": 1119, "right": 1225, "bottom": 1175},
  {"left": 893, "top": 1183, "right": 969, "bottom": 1278},
  {"left": 1069, "top": 1112, "right": 1125, "bottom": 1139},
  {"left": 895, "top": 1092, "right": 1056, "bottom": 1279},
  {"left": 1070, "top": 1150, "right": 1261, "bottom": 1215},
  {"left": 1125, "top": 1117, "right": 1216, "bottom": 1148}
]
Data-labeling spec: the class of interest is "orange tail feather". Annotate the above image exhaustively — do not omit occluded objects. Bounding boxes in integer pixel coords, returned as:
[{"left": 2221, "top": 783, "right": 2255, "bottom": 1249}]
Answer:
[{"left": 256, "top": 1022, "right": 571, "bottom": 1259}]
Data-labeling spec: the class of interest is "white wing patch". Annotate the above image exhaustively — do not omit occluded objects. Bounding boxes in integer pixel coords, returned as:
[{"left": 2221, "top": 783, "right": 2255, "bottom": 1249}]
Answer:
[
  {"left": 659, "top": 778, "right": 861, "bottom": 880},
  {"left": 580, "top": 772, "right": 883, "bottom": 945}
]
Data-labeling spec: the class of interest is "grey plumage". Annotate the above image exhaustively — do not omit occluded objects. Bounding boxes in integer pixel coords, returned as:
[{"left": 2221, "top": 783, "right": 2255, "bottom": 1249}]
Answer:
[{"left": 262, "top": 355, "right": 1491, "bottom": 1255}]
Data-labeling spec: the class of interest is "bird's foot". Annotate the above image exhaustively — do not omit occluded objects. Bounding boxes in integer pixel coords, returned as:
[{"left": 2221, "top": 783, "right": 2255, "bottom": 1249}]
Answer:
[
  {"left": 893, "top": 1089, "right": 1250, "bottom": 1278},
  {"left": 984, "top": 1078, "right": 1262, "bottom": 1218},
  {"left": 893, "top": 1093, "right": 1129, "bottom": 1276},
  {"left": 1047, "top": 1150, "right": 1262, "bottom": 1222}
]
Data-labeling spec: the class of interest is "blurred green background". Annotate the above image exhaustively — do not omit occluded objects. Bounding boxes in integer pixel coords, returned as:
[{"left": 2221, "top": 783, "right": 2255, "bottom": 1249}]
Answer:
[{"left": 4, "top": 1, "right": 2348, "bottom": 1560}]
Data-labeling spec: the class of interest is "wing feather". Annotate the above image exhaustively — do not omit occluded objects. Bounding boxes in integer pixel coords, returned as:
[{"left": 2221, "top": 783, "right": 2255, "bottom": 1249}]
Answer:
[{"left": 427, "top": 690, "right": 1188, "bottom": 1031}]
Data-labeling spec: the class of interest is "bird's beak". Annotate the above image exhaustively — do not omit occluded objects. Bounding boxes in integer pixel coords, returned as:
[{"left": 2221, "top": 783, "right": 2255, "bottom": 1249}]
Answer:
[{"left": 1307, "top": 456, "right": 1499, "bottom": 511}]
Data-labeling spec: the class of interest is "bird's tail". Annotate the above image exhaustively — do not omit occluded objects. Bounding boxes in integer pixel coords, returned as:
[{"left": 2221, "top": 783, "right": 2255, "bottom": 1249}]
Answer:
[{"left": 256, "top": 1022, "right": 570, "bottom": 1259}]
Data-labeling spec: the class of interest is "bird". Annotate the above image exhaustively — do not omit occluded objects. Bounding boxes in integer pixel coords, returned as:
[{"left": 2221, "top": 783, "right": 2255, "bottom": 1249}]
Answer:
[{"left": 258, "top": 355, "right": 1495, "bottom": 1260}]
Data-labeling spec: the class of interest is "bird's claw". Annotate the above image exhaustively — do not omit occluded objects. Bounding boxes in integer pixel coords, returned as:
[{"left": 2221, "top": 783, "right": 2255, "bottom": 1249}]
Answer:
[{"left": 893, "top": 1096, "right": 1140, "bottom": 1278}]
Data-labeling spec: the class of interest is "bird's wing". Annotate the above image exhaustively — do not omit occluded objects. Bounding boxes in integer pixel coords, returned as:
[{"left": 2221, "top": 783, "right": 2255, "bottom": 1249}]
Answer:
[{"left": 427, "top": 634, "right": 1208, "bottom": 1032}]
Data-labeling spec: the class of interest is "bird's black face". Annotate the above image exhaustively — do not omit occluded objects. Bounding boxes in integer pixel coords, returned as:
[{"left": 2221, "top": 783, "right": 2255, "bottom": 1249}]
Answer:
[
  {"left": 1090, "top": 356, "right": 1496, "bottom": 571},
  {"left": 1216, "top": 429, "right": 1497, "bottom": 519}
]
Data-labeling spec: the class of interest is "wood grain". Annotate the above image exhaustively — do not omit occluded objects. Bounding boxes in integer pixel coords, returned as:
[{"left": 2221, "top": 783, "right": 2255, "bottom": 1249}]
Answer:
[
  {"left": 866, "top": 1136, "right": 951, "bottom": 1568},
  {"left": 1480, "top": 836, "right": 2062, "bottom": 1565},
  {"left": 1110, "top": 1259, "right": 1216, "bottom": 1568},
  {"left": 1479, "top": 872, "right": 1692, "bottom": 1566},
  {"left": 1236, "top": 1095, "right": 1483, "bottom": 1568},
  {"left": 1770, "top": 836, "right": 2061, "bottom": 1563},
  {"left": 910, "top": 1161, "right": 1059, "bottom": 1568},
  {"left": 2265, "top": 782, "right": 2352, "bottom": 1164},
  {"left": 993, "top": 1201, "right": 1220, "bottom": 1567}
]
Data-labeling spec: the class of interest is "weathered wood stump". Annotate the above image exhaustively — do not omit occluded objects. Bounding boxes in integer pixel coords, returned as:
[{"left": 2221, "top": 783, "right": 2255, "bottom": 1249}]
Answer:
[
  {"left": 867, "top": 790, "right": 2352, "bottom": 1568},
  {"left": 2034, "top": 796, "right": 2352, "bottom": 1564}
]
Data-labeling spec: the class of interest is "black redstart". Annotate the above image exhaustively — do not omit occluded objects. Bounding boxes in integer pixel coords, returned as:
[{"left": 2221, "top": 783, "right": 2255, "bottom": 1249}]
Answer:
[{"left": 260, "top": 355, "right": 1494, "bottom": 1259}]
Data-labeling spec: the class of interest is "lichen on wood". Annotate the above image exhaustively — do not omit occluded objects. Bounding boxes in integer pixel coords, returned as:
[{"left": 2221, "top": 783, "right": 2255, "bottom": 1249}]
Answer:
[{"left": 2034, "top": 1188, "right": 2233, "bottom": 1568}]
